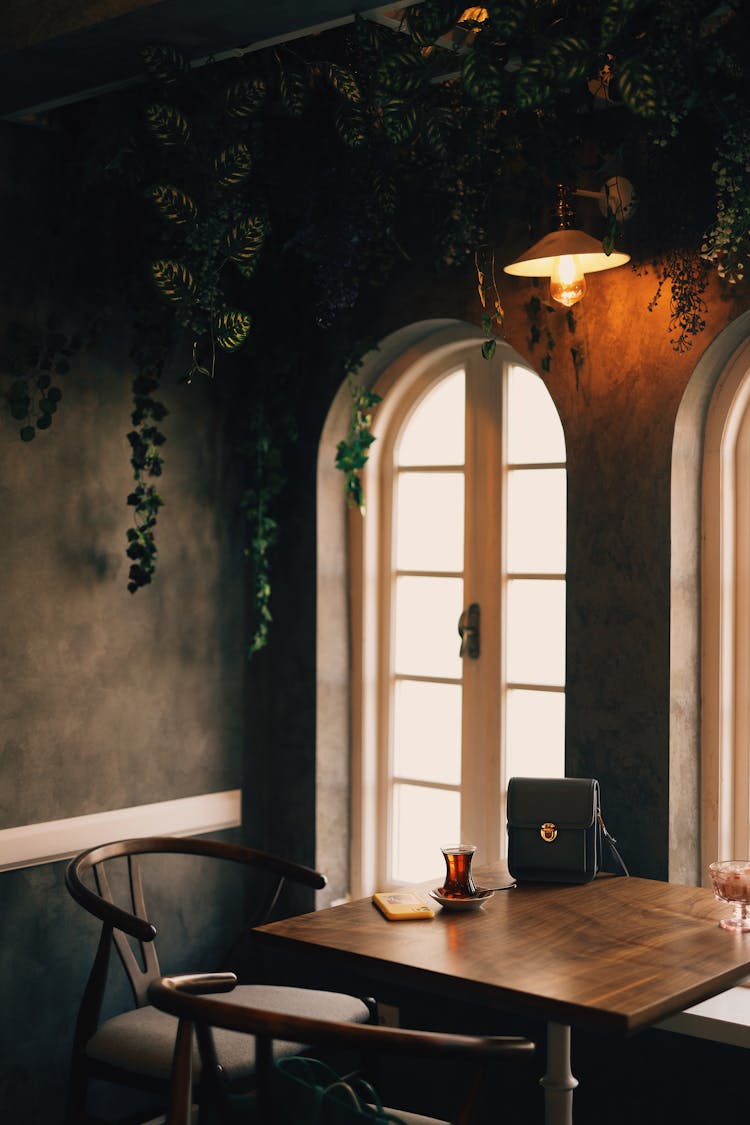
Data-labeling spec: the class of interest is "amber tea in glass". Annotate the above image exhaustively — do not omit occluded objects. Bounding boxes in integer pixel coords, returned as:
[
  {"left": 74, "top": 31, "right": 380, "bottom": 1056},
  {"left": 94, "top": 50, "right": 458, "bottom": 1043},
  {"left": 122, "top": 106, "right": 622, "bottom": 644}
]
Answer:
[{"left": 441, "top": 844, "right": 477, "bottom": 897}]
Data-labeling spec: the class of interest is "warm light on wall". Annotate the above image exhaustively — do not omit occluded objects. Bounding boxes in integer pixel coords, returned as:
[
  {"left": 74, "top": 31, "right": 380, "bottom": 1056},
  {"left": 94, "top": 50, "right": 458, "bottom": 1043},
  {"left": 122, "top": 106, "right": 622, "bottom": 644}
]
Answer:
[{"left": 503, "top": 182, "right": 632, "bottom": 308}]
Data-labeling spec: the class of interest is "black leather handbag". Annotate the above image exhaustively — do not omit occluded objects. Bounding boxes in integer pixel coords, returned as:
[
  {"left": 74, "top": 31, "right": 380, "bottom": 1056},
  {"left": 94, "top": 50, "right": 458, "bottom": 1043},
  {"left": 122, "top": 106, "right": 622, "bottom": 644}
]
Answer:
[{"left": 506, "top": 776, "right": 628, "bottom": 884}]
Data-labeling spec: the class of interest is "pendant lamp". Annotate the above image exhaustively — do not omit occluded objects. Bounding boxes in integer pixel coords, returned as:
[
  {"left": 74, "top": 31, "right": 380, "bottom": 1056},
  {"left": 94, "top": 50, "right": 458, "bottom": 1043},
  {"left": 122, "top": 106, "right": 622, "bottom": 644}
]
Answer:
[{"left": 504, "top": 183, "right": 631, "bottom": 308}]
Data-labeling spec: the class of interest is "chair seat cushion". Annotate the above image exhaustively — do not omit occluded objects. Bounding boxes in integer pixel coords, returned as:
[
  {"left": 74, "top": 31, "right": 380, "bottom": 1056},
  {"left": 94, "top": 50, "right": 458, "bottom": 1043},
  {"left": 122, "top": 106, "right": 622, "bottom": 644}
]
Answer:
[{"left": 86, "top": 984, "right": 371, "bottom": 1085}]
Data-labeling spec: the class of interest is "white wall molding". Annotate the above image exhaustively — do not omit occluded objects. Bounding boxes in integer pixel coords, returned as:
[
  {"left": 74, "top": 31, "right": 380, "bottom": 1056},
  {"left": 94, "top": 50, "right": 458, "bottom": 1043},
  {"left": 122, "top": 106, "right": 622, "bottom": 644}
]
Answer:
[{"left": 0, "top": 789, "right": 242, "bottom": 872}]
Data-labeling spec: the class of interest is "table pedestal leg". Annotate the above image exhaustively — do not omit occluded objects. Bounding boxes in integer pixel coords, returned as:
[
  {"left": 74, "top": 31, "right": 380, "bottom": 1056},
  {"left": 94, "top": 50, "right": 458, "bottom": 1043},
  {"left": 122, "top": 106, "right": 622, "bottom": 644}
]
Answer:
[{"left": 540, "top": 1021, "right": 578, "bottom": 1125}]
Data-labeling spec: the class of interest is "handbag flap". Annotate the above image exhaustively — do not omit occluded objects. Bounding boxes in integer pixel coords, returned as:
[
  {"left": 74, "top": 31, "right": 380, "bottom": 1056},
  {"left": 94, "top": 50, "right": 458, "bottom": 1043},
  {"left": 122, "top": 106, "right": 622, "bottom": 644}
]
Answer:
[{"left": 507, "top": 777, "right": 598, "bottom": 830}]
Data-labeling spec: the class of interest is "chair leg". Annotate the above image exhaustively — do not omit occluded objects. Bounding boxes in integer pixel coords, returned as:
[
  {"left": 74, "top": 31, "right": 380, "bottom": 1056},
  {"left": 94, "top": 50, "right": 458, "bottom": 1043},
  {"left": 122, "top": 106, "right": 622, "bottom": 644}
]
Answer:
[
  {"left": 166, "top": 1018, "right": 195, "bottom": 1125},
  {"left": 64, "top": 1056, "right": 90, "bottom": 1125}
]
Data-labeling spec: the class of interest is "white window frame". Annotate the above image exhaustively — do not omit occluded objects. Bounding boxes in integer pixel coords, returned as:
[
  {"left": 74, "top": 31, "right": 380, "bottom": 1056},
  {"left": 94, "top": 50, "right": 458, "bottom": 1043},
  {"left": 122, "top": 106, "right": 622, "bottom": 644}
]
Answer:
[
  {"left": 347, "top": 324, "right": 565, "bottom": 894},
  {"left": 702, "top": 338, "right": 750, "bottom": 864}
]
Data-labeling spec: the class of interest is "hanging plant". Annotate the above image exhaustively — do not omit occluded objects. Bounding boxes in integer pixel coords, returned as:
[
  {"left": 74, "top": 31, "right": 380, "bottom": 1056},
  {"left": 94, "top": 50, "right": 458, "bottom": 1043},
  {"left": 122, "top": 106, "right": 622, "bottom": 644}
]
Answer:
[
  {"left": 6, "top": 0, "right": 750, "bottom": 650},
  {"left": 124, "top": 316, "right": 170, "bottom": 592},
  {"left": 475, "top": 246, "right": 505, "bottom": 360},
  {"left": 240, "top": 411, "right": 288, "bottom": 657},
  {"left": 335, "top": 379, "right": 382, "bottom": 514},
  {"left": 4, "top": 317, "right": 79, "bottom": 441},
  {"left": 702, "top": 122, "right": 750, "bottom": 285}
]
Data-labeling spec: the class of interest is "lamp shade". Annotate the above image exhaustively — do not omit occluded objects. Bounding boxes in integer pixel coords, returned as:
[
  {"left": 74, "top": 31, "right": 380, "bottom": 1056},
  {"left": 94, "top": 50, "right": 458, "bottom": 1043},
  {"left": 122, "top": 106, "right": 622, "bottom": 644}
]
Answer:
[{"left": 503, "top": 228, "right": 630, "bottom": 277}]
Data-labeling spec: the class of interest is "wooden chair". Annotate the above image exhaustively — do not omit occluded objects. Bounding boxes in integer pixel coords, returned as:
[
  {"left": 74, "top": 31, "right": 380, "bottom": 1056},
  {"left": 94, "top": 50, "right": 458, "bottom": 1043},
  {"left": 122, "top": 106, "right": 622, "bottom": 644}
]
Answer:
[
  {"left": 149, "top": 971, "right": 536, "bottom": 1125},
  {"left": 64, "top": 837, "right": 373, "bottom": 1124}
]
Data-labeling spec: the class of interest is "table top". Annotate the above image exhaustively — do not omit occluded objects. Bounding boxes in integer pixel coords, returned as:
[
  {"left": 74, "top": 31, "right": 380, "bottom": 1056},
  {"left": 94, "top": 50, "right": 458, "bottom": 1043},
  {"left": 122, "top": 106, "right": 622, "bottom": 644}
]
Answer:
[{"left": 255, "top": 865, "right": 750, "bottom": 1034}]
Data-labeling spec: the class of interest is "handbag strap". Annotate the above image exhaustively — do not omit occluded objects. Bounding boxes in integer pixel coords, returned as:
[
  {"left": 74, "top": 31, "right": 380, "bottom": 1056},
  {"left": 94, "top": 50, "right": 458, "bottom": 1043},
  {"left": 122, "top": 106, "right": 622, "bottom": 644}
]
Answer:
[{"left": 597, "top": 810, "right": 630, "bottom": 876}]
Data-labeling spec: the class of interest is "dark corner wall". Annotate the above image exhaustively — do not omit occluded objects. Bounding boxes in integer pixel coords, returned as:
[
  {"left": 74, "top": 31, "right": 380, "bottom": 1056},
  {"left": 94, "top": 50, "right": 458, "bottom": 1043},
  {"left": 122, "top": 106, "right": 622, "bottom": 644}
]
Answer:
[{"left": 0, "top": 119, "right": 249, "bottom": 1120}]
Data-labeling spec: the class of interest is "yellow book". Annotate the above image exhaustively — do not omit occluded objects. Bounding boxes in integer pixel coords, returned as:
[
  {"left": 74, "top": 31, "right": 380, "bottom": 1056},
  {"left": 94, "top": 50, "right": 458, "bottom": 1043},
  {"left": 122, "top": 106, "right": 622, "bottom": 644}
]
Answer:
[{"left": 372, "top": 891, "right": 435, "bottom": 921}]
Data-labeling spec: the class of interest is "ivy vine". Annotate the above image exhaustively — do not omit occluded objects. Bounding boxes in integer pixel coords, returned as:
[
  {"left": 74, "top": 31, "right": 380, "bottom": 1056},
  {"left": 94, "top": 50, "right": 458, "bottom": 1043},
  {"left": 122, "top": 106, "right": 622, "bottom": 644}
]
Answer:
[
  {"left": 125, "top": 317, "right": 170, "bottom": 593},
  {"left": 240, "top": 411, "right": 287, "bottom": 657},
  {"left": 4, "top": 317, "right": 74, "bottom": 441},
  {"left": 335, "top": 380, "right": 383, "bottom": 513},
  {"left": 5, "top": 0, "right": 750, "bottom": 651}
]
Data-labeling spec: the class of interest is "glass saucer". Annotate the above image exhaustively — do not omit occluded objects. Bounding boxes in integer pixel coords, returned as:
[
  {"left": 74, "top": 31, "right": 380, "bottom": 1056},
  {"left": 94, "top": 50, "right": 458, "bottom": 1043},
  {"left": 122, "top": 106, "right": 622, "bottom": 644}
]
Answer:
[{"left": 429, "top": 886, "right": 495, "bottom": 911}]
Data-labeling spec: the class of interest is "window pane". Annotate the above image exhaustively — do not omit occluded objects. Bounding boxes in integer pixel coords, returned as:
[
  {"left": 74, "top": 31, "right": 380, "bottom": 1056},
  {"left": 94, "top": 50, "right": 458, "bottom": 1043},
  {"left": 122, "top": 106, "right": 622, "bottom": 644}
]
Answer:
[
  {"left": 506, "top": 688, "right": 565, "bottom": 778},
  {"left": 394, "top": 576, "right": 463, "bottom": 679},
  {"left": 391, "top": 784, "right": 460, "bottom": 883},
  {"left": 394, "top": 680, "right": 462, "bottom": 785},
  {"left": 506, "top": 579, "right": 566, "bottom": 686},
  {"left": 507, "top": 366, "right": 565, "bottom": 464},
  {"left": 395, "top": 472, "right": 464, "bottom": 572},
  {"left": 507, "top": 469, "right": 566, "bottom": 573},
  {"left": 398, "top": 370, "right": 465, "bottom": 466}
]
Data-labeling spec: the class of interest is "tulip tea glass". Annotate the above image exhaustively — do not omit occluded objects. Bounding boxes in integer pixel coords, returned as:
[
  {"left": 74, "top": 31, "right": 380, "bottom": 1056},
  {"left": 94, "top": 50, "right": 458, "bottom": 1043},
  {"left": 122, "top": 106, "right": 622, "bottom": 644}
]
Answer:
[
  {"left": 709, "top": 860, "right": 750, "bottom": 932},
  {"left": 441, "top": 844, "right": 477, "bottom": 898}
]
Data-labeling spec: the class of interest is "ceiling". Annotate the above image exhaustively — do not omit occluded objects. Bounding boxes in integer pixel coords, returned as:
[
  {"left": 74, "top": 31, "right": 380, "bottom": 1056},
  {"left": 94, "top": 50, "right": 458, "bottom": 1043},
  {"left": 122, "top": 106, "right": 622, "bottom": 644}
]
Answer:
[{"left": 0, "top": 1, "right": 413, "bottom": 120}]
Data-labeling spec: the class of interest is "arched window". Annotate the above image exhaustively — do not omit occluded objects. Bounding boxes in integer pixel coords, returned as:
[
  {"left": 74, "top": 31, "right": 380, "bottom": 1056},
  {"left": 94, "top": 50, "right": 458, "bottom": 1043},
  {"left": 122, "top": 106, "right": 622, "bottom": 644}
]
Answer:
[
  {"left": 670, "top": 310, "right": 750, "bottom": 885},
  {"left": 334, "top": 322, "right": 567, "bottom": 893},
  {"left": 702, "top": 334, "right": 750, "bottom": 863}
]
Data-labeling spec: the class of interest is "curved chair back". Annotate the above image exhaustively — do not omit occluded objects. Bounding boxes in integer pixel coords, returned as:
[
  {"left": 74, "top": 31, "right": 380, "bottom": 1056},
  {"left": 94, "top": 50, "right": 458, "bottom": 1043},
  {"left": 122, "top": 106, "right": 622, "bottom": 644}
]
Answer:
[
  {"left": 66, "top": 836, "right": 325, "bottom": 1006},
  {"left": 149, "top": 972, "right": 536, "bottom": 1125},
  {"left": 64, "top": 836, "right": 328, "bottom": 1124}
]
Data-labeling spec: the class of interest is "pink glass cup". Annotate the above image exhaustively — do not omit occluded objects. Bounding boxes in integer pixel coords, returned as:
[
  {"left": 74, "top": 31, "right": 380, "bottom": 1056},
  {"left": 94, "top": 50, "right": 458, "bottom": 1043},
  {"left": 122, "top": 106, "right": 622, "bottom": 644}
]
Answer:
[{"left": 709, "top": 860, "right": 750, "bottom": 932}]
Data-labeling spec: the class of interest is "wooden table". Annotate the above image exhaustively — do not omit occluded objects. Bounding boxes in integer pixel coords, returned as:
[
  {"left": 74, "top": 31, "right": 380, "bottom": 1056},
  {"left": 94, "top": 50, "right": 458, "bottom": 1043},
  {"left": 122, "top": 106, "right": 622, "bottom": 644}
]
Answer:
[{"left": 255, "top": 865, "right": 750, "bottom": 1124}]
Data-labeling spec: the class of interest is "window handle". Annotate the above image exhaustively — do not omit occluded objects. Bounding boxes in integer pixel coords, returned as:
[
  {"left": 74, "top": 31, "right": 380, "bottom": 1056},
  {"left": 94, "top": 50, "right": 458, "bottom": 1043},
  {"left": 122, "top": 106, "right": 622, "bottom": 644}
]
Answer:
[{"left": 458, "top": 603, "right": 480, "bottom": 659}]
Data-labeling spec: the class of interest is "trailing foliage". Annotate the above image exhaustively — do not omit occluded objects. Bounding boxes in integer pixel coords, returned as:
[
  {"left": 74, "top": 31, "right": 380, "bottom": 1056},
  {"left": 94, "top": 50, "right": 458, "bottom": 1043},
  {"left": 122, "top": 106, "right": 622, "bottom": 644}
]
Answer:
[
  {"left": 125, "top": 316, "right": 170, "bottom": 593},
  {"left": 6, "top": 0, "right": 750, "bottom": 647},
  {"left": 4, "top": 317, "right": 74, "bottom": 441},
  {"left": 240, "top": 411, "right": 287, "bottom": 657},
  {"left": 336, "top": 380, "right": 383, "bottom": 514}
]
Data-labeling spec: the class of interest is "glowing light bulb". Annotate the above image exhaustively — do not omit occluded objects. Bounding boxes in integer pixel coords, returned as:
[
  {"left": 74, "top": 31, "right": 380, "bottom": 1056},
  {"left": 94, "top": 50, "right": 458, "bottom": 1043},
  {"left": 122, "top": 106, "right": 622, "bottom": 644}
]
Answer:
[{"left": 549, "top": 255, "right": 587, "bottom": 307}]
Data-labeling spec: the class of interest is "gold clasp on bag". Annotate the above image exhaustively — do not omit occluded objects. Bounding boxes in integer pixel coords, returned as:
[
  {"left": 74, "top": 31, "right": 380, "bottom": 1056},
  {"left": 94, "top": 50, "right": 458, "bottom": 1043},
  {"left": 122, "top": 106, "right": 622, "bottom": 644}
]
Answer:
[{"left": 540, "top": 822, "right": 557, "bottom": 842}]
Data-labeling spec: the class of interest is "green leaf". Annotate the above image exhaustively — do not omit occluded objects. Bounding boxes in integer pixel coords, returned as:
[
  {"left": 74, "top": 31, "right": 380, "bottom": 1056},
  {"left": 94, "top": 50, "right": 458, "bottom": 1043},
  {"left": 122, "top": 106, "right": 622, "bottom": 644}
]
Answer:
[
  {"left": 213, "top": 142, "right": 253, "bottom": 187},
  {"left": 373, "top": 171, "right": 397, "bottom": 217},
  {"left": 151, "top": 259, "right": 196, "bottom": 306},
  {"left": 146, "top": 183, "right": 198, "bottom": 225},
  {"left": 10, "top": 398, "right": 29, "bottom": 419},
  {"left": 514, "top": 58, "right": 553, "bottom": 110},
  {"left": 460, "top": 50, "right": 507, "bottom": 107},
  {"left": 381, "top": 100, "right": 418, "bottom": 144},
  {"left": 36, "top": 372, "right": 51, "bottom": 389},
  {"left": 422, "top": 107, "right": 449, "bottom": 156},
  {"left": 617, "top": 56, "right": 658, "bottom": 118},
  {"left": 225, "top": 76, "right": 267, "bottom": 118},
  {"left": 354, "top": 13, "right": 394, "bottom": 57},
  {"left": 145, "top": 103, "right": 191, "bottom": 146},
  {"left": 323, "top": 63, "right": 362, "bottom": 103},
  {"left": 47, "top": 386, "right": 62, "bottom": 403},
  {"left": 407, "top": 1, "right": 465, "bottom": 44},
  {"left": 141, "top": 44, "right": 190, "bottom": 83},
  {"left": 335, "top": 103, "right": 367, "bottom": 149},
  {"left": 482, "top": 339, "right": 497, "bottom": 360},
  {"left": 547, "top": 36, "right": 590, "bottom": 86},
  {"left": 19, "top": 425, "right": 35, "bottom": 442},
  {"left": 279, "top": 65, "right": 310, "bottom": 117},
  {"left": 36, "top": 412, "right": 52, "bottom": 430},
  {"left": 486, "top": 0, "right": 529, "bottom": 39},
  {"left": 215, "top": 309, "right": 252, "bottom": 351},
  {"left": 375, "top": 46, "right": 425, "bottom": 97},
  {"left": 224, "top": 215, "right": 267, "bottom": 263}
]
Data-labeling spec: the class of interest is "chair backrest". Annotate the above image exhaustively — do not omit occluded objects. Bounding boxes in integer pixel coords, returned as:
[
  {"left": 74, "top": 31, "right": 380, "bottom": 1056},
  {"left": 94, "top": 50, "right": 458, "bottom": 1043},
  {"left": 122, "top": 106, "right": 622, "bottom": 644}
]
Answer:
[
  {"left": 66, "top": 837, "right": 327, "bottom": 1035},
  {"left": 148, "top": 972, "right": 536, "bottom": 1125}
]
